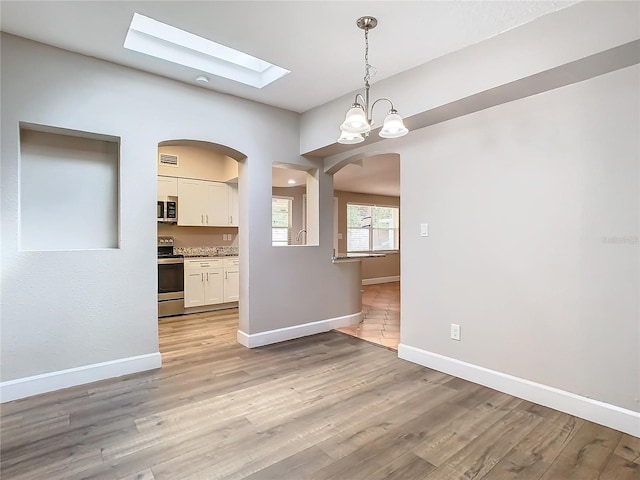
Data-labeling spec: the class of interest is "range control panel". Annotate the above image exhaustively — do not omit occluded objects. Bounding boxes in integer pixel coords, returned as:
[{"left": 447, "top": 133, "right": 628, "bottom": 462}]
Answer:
[{"left": 157, "top": 236, "right": 175, "bottom": 247}]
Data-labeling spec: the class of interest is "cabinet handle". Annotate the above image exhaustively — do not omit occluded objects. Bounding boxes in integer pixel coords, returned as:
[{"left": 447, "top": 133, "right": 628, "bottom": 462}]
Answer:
[
  {"left": 206, "top": 272, "right": 209, "bottom": 281},
  {"left": 201, "top": 273, "right": 203, "bottom": 282},
  {"left": 225, "top": 271, "right": 228, "bottom": 279},
  {"left": 201, "top": 214, "right": 204, "bottom": 224},
  {"left": 230, "top": 215, "right": 232, "bottom": 225},
  {"left": 206, "top": 214, "right": 209, "bottom": 224}
]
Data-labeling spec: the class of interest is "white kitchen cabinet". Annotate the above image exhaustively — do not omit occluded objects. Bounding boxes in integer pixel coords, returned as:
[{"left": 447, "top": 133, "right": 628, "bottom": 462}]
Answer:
[
  {"left": 184, "top": 258, "right": 224, "bottom": 307},
  {"left": 228, "top": 184, "right": 239, "bottom": 227},
  {"left": 157, "top": 176, "right": 178, "bottom": 201},
  {"left": 207, "top": 181, "right": 229, "bottom": 226},
  {"left": 204, "top": 269, "right": 224, "bottom": 304},
  {"left": 178, "top": 178, "right": 230, "bottom": 227},
  {"left": 184, "top": 269, "right": 206, "bottom": 308},
  {"left": 223, "top": 257, "right": 239, "bottom": 302},
  {"left": 177, "top": 178, "right": 208, "bottom": 226}
]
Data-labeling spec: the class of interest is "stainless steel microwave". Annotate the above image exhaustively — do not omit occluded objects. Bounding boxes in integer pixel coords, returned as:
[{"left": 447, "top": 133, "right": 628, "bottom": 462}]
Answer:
[{"left": 157, "top": 201, "right": 177, "bottom": 223}]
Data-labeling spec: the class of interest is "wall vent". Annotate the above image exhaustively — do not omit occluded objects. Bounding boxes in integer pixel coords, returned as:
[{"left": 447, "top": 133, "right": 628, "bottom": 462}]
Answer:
[{"left": 159, "top": 153, "right": 179, "bottom": 166}]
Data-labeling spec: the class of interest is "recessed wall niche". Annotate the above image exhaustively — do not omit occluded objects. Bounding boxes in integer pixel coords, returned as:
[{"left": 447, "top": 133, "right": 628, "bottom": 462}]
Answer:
[{"left": 19, "top": 123, "right": 120, "bottom": 251}]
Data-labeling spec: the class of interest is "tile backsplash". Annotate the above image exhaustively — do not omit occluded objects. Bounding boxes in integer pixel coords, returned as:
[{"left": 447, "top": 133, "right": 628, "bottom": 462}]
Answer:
[{"left": 157, "top": 223, "right": 238, "bottom": 248}]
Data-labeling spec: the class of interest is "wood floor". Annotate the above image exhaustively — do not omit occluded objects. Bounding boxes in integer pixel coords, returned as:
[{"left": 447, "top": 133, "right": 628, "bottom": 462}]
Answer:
[
  {"left": 336, "top": 282, "right": 400, "bottom": 350},
  {"left": 1, "top": 310, "right": 638, "bottom": 480}
]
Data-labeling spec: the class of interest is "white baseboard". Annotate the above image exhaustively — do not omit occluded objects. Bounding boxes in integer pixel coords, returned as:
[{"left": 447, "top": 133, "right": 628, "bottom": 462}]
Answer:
[
  {"left": 362, "top": 275, "right": 400, "bottom": 286},
  {"left": 0, "top": 352, "right": 162, "bottom": 403},
  {"left": 398, "top": 344, "right": 640, "bottom": 438},
  {"left": 237, "top": 311, "right": 362, "bottom": 348}
]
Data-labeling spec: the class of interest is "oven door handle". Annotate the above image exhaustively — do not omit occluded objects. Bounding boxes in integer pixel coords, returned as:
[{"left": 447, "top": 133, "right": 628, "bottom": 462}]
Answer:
[{"left": 158, "top": 257, "right": 184, "bottom": 265}]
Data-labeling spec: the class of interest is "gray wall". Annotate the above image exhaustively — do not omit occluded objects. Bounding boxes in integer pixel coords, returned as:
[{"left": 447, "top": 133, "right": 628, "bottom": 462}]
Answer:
[
  {"left": 398, "top": 65, "right": 639, "bottom": 412},
  {"left": 313, "top": 1, "right": 639, "bottom": 415},
  {"left": 0, "top": 34, "right": 361, "bottom": 383}
]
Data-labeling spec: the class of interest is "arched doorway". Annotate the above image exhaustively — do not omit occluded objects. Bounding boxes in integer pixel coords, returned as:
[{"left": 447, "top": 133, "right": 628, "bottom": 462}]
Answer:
[
  {"left": 156, "top": 139, "right": 247, "bottom": 352},
  {"left": 331, "top": 153, "right": 401, "bottom": 350}
]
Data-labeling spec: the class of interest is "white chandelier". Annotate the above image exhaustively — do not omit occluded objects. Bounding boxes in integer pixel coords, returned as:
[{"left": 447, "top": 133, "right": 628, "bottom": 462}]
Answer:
[{"left": 337, "top": 16, "right": 409, "bottom": 145}]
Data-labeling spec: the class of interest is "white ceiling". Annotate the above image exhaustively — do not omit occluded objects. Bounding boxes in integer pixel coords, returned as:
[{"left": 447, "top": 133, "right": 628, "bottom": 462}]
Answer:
[
  {"left": 334, "top": 154, "right": 400, "bottom": 197},
  {"left": 0, "top": 1, "right": 575, "bottom": 113},
  {"left": 1, "top": 1, "right": 575, "bottom": 198}
]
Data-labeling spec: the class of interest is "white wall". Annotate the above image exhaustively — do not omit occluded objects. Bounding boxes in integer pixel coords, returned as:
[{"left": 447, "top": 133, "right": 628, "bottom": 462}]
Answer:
[
  {"left": 399, "top": 64, "right": 639, "bottom": 413},
  {"left": 0, "top": 34, "right": 361, "bottom": 395}
]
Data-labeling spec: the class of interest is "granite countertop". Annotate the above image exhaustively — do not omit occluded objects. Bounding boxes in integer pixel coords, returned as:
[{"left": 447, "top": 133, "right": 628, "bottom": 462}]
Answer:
[
  {"left": 175, "top": 246, "right": 238, "bottom": 258},
  {"left": 332, "top": 252, "right": 386, "bottom": 263}
]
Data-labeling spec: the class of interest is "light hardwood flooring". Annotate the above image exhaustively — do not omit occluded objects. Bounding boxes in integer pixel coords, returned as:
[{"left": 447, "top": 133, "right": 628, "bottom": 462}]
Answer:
[
  {"left": 1, "top": 309, "right": 639, "bottom": 480},
  {"left": 336, "top": 282, "right": 400, "bottom": 350}
]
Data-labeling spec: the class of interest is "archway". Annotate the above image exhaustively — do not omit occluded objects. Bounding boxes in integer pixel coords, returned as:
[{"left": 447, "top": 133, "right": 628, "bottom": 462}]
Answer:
[
  {"left": 331, "top": 152, "right": 402, "bottom": 350},
  {"left": 156, "top": 139, "right": 247, "bottom": 347}
]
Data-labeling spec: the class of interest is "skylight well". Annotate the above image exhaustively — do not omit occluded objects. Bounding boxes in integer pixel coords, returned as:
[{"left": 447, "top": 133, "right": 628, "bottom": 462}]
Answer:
[{"left": 124, "top": 13, "right": 290, "bottom": 88}]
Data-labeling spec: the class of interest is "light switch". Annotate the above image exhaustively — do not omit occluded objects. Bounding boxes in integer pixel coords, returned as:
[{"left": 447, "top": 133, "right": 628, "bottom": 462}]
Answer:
[
  {"left": 421, "top": 224, "right": 429, "bottom": 237},
  {"left": 338, "top": 233, "right": 343, "bottom": 240}
]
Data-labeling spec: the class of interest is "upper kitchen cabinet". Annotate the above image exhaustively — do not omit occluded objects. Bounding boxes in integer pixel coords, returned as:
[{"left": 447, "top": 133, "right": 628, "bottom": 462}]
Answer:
[
  {"left": 157, "top": 176, "right": 178, "bottom": 201},
  {"left": 207, "top": 181, "right": 229, "bottom": 226},
  {"left": 178, "top": 178, "right": 229, "bottom": 227},
  {"left": 228, "top": 184, "right": 239, "bottom": 227}
]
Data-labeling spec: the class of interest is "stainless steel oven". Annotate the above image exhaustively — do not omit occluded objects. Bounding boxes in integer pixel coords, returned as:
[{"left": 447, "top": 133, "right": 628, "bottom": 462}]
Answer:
[{"left": 158, "top": 236, "right": 184, "bottom": 317}]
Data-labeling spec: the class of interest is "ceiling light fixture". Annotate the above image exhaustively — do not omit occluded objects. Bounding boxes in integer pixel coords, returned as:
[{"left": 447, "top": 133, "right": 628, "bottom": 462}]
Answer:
[
  {"left": 287, "top": 179, "right": 296, "bottom": 185},
  {"left": 337, "top": 17, "right": 408, "bottom": 144}
]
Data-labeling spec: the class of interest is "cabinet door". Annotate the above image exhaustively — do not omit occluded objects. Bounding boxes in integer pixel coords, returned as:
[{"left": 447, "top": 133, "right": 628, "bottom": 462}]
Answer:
[
  {"left": 228, "top": 184, "right": 239, "bottom": 227},
  {"left": 178, "top": 179, "right": 207, "bottom": 226},
  {"left": 205, "top": 182, "right": 229, "bottom": 226},
  {"left": 224, "top": 269, "right": 239, "bottom": 302},
  {"left": 184, "top": 270, "right": 205, "bottom": 307},
  {"left": 204, "top": 268, "right": 224, "bottom": 305},
  {"left": 158, "top": 176, "right": 178, "bottom": 201}
]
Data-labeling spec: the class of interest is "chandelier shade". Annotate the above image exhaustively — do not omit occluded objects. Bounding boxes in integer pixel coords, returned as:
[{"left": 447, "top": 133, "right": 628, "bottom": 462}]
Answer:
[
  {"left": 379, "top": 112, "right": 408, "bottom": 138},
  {"left": 337, "top": 130, "right": 365, "bottom": 144},
  {"left": 340, "top": 106, "right": 370, "bottom": 134},
  {"left": 337, "top": 16, "right": 408, "bottom": 144}
]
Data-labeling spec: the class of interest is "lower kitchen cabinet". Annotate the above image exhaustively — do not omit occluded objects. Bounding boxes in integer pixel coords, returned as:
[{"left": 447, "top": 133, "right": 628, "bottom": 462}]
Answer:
[
  {"left": 184, "top": 258, "right": 224, "bottom": 308},
  {"left": 223, "top": 257, "right": 239, "bottom": 302},
  {"left": 184, "top": 257, "right": 238, "bottom": 308}
]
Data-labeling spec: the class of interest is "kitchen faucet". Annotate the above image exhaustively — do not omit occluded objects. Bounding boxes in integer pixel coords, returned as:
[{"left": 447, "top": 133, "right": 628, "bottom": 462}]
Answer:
[{"left": 296, "top": 229, "right": 307, "bottom": 242}]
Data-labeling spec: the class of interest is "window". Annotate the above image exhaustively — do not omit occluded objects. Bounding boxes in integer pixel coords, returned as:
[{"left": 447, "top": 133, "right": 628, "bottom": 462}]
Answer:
[
  {"left": 347, "top": 203, "right": 399, "bottom": 252},
  {"left": 272, "top": 196, "right": 292, "bottom": 246}
]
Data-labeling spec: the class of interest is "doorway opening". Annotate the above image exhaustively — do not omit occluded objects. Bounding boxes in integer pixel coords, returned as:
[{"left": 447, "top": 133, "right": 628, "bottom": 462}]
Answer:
[
  {"left": 336, "top": 282, "right": 400, "bottom": 350},
  {"left": 156, "top": 139, "right": 245, "bottom": 337},
  {"left": 330, "top": 153, "right": 401, "bottom": 350}
]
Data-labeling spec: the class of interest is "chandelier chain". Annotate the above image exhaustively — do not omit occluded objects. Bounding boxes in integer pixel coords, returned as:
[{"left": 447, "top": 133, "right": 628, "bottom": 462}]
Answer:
[{"left": 364, "top": 27, "right": 371, "bottom": 86}]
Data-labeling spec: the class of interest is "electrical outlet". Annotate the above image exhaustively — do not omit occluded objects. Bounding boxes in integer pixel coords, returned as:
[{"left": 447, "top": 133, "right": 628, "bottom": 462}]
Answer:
[{"left": 450, "top": 323, "right": 461, "bottom": 341}]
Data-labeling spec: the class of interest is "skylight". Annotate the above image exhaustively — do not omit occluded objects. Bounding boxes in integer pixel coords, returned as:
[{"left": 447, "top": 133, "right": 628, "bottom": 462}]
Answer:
[{"left": 124, "top": 13, "right": 290, "bottom": 88}]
